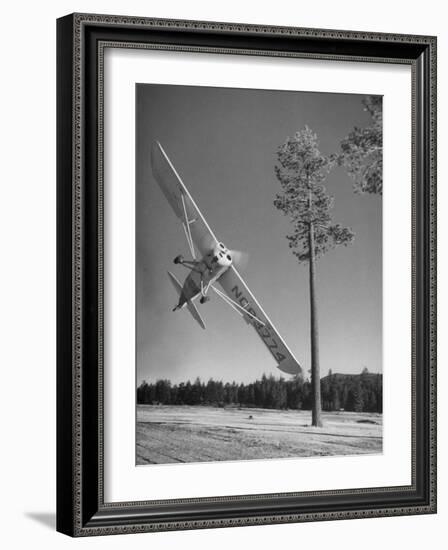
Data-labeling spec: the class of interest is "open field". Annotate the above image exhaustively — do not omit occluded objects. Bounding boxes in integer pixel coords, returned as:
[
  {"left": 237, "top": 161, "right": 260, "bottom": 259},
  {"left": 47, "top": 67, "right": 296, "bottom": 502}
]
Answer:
[{"left": 136, "top": 405, "right": 382, "bottom": 465}]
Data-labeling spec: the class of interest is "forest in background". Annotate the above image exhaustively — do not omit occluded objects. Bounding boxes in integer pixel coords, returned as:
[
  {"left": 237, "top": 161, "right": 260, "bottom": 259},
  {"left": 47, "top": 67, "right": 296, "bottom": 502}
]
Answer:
[{"left": 136, "top": 369, "right": 382, "bottom": 413}]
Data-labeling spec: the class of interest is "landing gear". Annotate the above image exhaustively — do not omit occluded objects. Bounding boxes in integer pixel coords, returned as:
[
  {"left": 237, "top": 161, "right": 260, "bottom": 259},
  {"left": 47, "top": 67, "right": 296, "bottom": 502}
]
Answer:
[
  {"left": 173, "top": 254, "right": 184, "bottom": 264},
  {"left": 200, "top": 296, "right": 210, "bottom": 305}
]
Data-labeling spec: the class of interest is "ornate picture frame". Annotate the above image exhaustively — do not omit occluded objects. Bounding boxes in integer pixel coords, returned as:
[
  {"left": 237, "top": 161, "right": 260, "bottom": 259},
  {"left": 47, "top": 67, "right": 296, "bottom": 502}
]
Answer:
[{"left": 57, "top": 13, "right": 436, "bottom": 536}]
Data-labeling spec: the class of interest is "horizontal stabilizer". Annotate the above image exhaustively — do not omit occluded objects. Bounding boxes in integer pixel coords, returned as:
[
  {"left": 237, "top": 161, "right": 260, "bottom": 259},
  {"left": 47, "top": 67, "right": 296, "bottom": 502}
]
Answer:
[
  {"left": 186, "top": 300, "right": 206, "bottom": 330},
  {"left": 167, "top": 271, "right": 183, "bottom": 296},
  {"left": 167, "top": 271, "right": 206, "bottom": 330}
]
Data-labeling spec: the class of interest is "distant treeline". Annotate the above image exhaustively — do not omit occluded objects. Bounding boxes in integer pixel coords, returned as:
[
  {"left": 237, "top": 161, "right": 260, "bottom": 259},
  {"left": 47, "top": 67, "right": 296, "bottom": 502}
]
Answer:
[{"left": 137, "top": 369, "right": 382, "bottom": 413}]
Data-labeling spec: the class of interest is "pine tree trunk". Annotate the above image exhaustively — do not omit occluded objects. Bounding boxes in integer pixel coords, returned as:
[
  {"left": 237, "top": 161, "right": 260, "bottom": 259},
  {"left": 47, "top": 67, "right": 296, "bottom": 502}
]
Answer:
[{"left": 308, "top": 219, "right": 323, "bottom": 427}]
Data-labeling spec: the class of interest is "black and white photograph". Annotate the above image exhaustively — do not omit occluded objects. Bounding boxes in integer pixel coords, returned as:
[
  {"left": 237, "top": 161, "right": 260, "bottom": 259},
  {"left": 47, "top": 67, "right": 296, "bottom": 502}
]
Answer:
[
  {"left": 135, "top": 83, "right": 383, "bottom": 465},
  {"left": 1, "top": 0, "right": 442, "bottom": 545}
]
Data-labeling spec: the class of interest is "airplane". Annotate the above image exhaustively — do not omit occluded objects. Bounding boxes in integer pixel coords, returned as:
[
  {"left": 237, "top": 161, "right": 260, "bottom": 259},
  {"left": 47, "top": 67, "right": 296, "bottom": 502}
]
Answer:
[{"left": 150, "top": 141, "right": 301, "bottom": 376}]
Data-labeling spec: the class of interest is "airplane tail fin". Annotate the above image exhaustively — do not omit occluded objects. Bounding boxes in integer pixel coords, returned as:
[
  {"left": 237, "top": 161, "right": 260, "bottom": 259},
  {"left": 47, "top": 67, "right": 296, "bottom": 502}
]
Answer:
[{"left": 167, "top": 271, "right": 206, "bottom": 330}]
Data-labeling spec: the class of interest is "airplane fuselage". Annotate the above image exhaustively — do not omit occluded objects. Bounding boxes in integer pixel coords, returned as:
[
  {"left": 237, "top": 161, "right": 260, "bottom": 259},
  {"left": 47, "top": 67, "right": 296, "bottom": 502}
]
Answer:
[{"left": 175, "top": 243, "right": 232, "bottom": 309}]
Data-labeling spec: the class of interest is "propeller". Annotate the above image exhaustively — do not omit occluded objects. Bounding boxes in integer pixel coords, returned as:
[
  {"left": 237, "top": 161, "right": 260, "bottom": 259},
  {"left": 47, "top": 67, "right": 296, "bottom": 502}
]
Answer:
[
  {"left": 228, "top": 249, "right": 249, "bottom": 270},
  {"left": 199, "top": 235, "right": 249, "bottom": 270}
]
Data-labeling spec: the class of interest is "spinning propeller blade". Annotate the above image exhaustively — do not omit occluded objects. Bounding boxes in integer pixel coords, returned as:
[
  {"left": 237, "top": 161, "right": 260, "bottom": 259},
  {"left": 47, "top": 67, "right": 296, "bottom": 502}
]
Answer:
[{"left": 229, "top": 249, "right": 249, "bottom": 270}]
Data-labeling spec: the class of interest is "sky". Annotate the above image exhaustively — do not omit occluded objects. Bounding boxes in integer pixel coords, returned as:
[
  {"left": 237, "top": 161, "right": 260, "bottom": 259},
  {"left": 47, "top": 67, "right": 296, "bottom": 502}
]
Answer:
[{"left": 136, "top": 84, "right": 382, "bottom": 385}]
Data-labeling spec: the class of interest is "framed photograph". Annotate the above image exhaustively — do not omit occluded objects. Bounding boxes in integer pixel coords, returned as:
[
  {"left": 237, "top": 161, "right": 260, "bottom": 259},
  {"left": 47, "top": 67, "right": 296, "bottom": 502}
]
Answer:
[{"left": 57, "top": 13, "right": 437, "bottom": 536}]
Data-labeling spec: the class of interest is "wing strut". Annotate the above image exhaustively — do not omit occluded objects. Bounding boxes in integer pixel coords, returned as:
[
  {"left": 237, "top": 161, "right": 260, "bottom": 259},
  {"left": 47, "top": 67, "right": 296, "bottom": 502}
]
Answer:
[
  {"left": 201, "top": 280, "right": 212, "bottom": 297},
  {"left": 211, "top": 285, "right": 266, "bottom": 327},
  {"left": 181, "top": 194, "right": 196, "bottom": 260}
]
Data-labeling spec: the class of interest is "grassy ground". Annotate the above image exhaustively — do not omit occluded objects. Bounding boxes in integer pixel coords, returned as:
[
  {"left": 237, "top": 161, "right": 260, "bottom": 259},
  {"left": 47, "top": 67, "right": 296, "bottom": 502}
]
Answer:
[{"left": 136, "top": 404, "right": 382, "bottom": 465}]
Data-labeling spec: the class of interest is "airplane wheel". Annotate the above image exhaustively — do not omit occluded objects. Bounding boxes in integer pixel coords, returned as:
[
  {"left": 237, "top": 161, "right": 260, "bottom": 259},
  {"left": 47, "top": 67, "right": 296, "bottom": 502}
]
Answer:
[{"left": 174, "top": 255, "right": 183, "bottom": 264}]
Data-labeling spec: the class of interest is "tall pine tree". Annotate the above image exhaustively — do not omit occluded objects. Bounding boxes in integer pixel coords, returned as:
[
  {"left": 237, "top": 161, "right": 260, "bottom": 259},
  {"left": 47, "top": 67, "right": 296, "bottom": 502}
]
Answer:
[{"left": 274, "top": 127, "right": 354, "bottom": 426}]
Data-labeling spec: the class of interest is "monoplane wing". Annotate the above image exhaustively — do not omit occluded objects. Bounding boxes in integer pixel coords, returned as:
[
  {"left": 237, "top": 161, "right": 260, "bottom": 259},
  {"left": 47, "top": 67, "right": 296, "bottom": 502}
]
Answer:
[
  {"left": 218, "top": 267, "right": 301, "bottom": 375},
  {"left": 151, "top": 141, "right": 219, "bottom": 258}
]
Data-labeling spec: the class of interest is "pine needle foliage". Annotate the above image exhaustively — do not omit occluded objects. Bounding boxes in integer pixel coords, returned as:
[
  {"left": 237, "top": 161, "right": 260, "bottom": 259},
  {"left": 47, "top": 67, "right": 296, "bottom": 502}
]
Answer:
[
  {"left": 274, "top": 126, "right": 355, "bottom": 262},
  {"left": 338, "top": 96, "right": 383, "bottom": 195}
]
